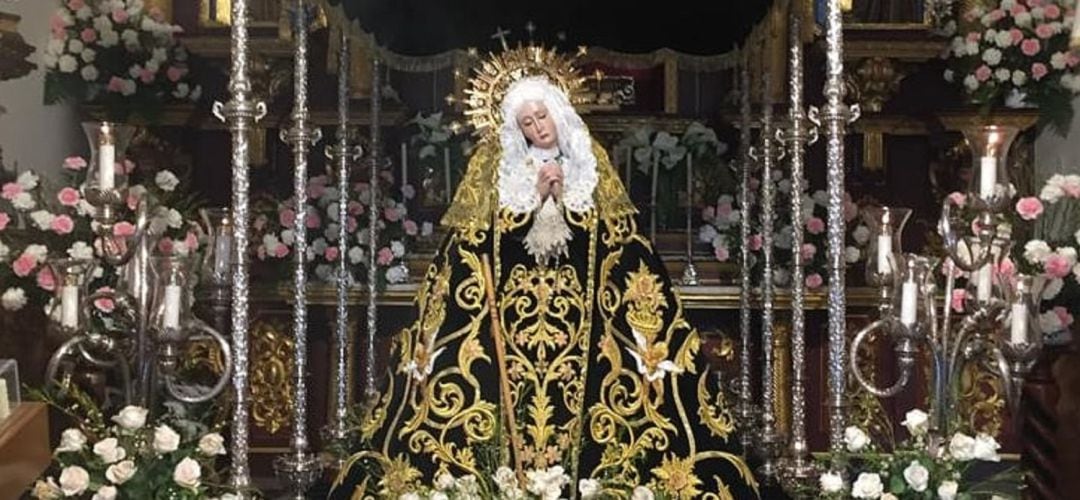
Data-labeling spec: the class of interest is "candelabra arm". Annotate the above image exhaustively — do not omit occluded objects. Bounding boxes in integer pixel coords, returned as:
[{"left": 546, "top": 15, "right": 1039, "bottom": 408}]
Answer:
[
  {"left": 99, "top": 198, "right": 153, "bottom": 267},
  {"left": 938, "top": 201, "right": 991, "bottom": 273},
  {"left": 163, "top": 320, "right": 234, "bottom": 403},
  {"left": 46, "top": 336, "right": 133, "bottom": 405},
  {"left": 849, "top": 319, "right": 914, "bottom": 397}
]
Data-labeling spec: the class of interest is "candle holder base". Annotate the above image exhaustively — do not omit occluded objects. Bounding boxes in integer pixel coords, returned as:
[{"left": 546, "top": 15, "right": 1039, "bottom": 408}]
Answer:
[
  {"left": 755, "top": 427, "right": 781, "bottom": 484},
  {"left": 273, "top": 450, "right": 323, "bottom": 500},
  {"left": 778, "top": 454, "right": 820, "bottom": 496},
  {"left": 680, "top": 259, "right": 699, "bottom": 286}
]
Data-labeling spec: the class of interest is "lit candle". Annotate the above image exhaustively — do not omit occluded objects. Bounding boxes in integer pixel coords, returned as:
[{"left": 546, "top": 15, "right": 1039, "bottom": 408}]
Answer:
[
  {"left": 978, "top": 156, "right": 997, "bottom": 199},
  {"left": 1010, "top": 302, "right": 1028, "bottom": 345},
  {"left": 0, "top": 379, "right": 9, "bottom": 420},
  {"left": 876, "top": 234, "right": 892, "bottom": 274},
  {"left": 163, "top": 284, "right": 182, "bottom": 329},
  {"left": 976, "top": 264, "right": 993, "bottom": 302},
  {"left": 61, "top": 285, "right": 79, "bottom": 328},
  {"left": 900, "top": 281, "right": 918, "bottom": 326},
  {"left": 99, "top": 125, "right": 115, "bottom": 191},
  {"left": 401, "top": 142, "right": 408, "bottom": 187},
  {"left": 444, "top": 147, "right": 452, "bottom": 203}
]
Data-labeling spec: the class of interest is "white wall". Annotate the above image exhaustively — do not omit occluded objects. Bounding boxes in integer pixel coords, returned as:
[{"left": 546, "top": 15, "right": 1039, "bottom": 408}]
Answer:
[
  {"left": 0, "top": 0, "right": 83, "bottom": 176},
  {"left": 1035, "top": 96, "right": 1080, "bottom": 179}
]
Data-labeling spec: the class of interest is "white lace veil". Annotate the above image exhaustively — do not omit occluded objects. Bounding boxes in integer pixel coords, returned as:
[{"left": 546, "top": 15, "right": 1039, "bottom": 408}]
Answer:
[{"left": 497, "top": 76, "right": 598, "bottom": 214}]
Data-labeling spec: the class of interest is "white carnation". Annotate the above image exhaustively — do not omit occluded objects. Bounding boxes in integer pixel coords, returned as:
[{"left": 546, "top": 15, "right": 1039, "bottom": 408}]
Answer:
[
  {"left": 994, "top": 67, "right": 1011, "bottom": 82},
  {"left": 853, "top": 225, "right": 871, "bottom": 245},
  {"left": 172, "top": 82, "right": 190, "bottom": 99},
  {"left": 25, "top": 244, "right": 47, "bottom": 261},
  {"left": 75, "top": 6, "right": 93, "bottom": 21},
  {"left": 81, "top": 48, "right": 95, "bottom": 63},
  {"left": 385, "top": 265, "right": 408, "bottom": 284},
  {"left": 281, "top": 229, "right": 296, "bottom": 245},
  {"left": 964, "top": 74, "right": 979, "bottom": 91},
  {"left": 391, "top": 240, "right": 406, "bottom": 258},
  {"left": 1, "top": 287, "right": 25, "bottom": 311},
  {"left": 965, "top": 40, "right": 979, "bottom": 55},
  {"left": 845, "top": 246, "right": 861, "bottom": 263},
  {"left": 17, "top": 170, "right": 39, "bottom": 190},
  {"left": 42, "top": 53, "right": 59, "bottom": 69},
  {"left": 1040, "top": 309, "right": 1065, "bottom": 333},
  {"left": 120, "top": 78, "right": 136, "bottom": 96},
  {"left": 699, "top": 224, "right": 718, "bottom": 243},
  {"left": 93, "top": 15, "right": 112, "bottom": 32},
  {"left": 1015, "top": 11, "right": 1033, "bottom": 27},
  {"left": 80, "top": 65, "right": 99, "bottom": 81},
  {"left": 1012, "top": 70, "right": 1028, "bottom": 86},
  {"left": 155, "top": 170, "right": 180, "bottom": 191},
  {"left": 982, "top": 48, "right": 1002, "bottom": 66},
  {"left": 1052, "top": 52, "right": 1068, "bottom": 70},
  {"left": 0, "top": 240, "right": 8, "bottom": 260},
  {"left": 99, "top": 30, "right": 119, "bottom": 47},
  {"left": 68, "top": 39, "right": 84, "bottom": 55},
  {"left": 944, "top": 68, "right": 955, "bottom": 82},
  {"left": 121, "top": 29, "right": 139, "bottom": 46},
  {"left": 1023, "top": 240, "right": 1052, "bottom": 264},
  {"left": 58, "top": 55, "right": 78, "bottom": 73},
  {"left": 47, "top": 39, "right": 65, "bottom": 56},
  {"left": 421, "top": 221, "right": 434, "bottom": 237},
  {"left": 348, "top": 246, "right": 364, "bottom": 264},
  {"left": 30, "top": 210, "right": 56, "bottom": 230},
  {"left": 994, "top": 30, "right": 1012, "bottom": 48}
]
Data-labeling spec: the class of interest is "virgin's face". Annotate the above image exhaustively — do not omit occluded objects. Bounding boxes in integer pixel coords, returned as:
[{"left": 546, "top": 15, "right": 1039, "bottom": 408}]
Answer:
[{"left": 515, "top": 100, "right": 558, "bottom": 149}]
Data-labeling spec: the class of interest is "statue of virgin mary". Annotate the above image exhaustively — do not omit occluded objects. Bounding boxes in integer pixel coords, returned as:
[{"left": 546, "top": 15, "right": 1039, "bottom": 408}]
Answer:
[{"left": 329, "top": 46, "right": 758, "bottom": 499}]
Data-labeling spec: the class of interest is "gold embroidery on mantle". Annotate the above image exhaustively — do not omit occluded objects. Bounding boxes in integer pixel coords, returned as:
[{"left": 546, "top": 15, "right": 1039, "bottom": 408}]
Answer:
[{"left": 251, "top": 320, "right": 294, "bottom": 435}]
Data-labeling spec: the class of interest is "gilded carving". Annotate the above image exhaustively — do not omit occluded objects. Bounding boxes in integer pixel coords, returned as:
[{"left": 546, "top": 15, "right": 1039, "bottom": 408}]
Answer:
[{"left": 251, "top": 320, "right": 295, "bottom": 435}]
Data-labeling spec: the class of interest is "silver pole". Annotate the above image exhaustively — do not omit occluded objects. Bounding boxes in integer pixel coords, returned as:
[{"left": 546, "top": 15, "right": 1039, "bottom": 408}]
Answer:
[
  {"left": 757, "top": 73, "right": 779, "bottom": 481},
  {"left": 364, "top": 59, "right": 382, "bottom": 402},
  {"left": 736, "top": 50, "right": 755, "bottom": 450},
  {"left": 211, "top": 0, "right": 266, "bottom": 492},
  {"left": 274, "top": 0, "right": 322, "bottom": 495}
]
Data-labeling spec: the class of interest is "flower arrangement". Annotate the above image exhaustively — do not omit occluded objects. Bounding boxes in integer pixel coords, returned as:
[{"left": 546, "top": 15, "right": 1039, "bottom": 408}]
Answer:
[
  {"left": 43, "top": 0, "right": 202, "bottom": 123},
  {"left": 388, "top": 465, "right": 666, "bottom": 500},
  {"left": 941, "top": 0, "right": 1080, "bottom": 133},
  {"left": 816, "top": 408, "right": 1018, "bottom": 499},
  {"left": 249, "top": 172, "right": 432, "bottom": 287},
  {"left": 406, "top": 112, "right": 474, "bottom": 206},
  {"left": 28, "top": 386, "right": 228, "bottom": 499},
  {"left": 0, "top": 156, "right": 201, "bottom": 315},
  {"left": 697, "top": 171, "right": 872, "bottom": 289}
]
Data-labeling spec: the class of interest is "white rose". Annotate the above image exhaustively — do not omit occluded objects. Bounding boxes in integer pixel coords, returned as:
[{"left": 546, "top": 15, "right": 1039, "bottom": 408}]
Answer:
[
  {"left": 937, "top": 480, "right": 958, "bottom": 500},
  {"left": 391, "top": 240, "right": 406, "bottom": 258},
  {"left": 903, "top": 460, "right": 930, "bottom": 492},
  {"left": 29, "top": 210, "right": 55, "bottom": 230},
  {"left": 112, "top": 405, "right": 149, "bottom": 429},
  {"left": 579, "top": 479, "right": 601, "bottom": 498},
  {"left": 845, "top": 426, "right": 871, "bottom": 452},
  {"left": 80, "top": 65, "right": 99, "bottom": 82},
  {"left": 881, "top": 495, "right": 898, "bottom": 500},
  {"left": 173, "top": 457, "right": 202, "bottom": 489},
  {"left": 819, "top": 471, "right": 844, "bottom": 493},
  {"left": 949, "top": 432, "right": 976, "bottom": 461},
  {"left": 851, "top": 472, "right": 884, "bottom": 499},
  {"left": 58, "top": 465, "right": 90, "bottom": 497},
  {"left": 81, "top": 48, "right": 95, "bottom": 63},
  {"left": 901, "top": 409, "right": 929, "bottom": 436},
  {"left": 198, "top": 432, "right": 227, "bottom": 456},
  {"left": 93, "top": 437, "right": 127, "bottom": 464},
  {"left": 2, "top": 287, "right": 27, "bottom": 311},
  {"left": 32, "top": 477, "right": 62, "bottom": 499},
  {"left": 58, "top": 55, "right": 78, "bottom": 73},
  {"left": 121, "top": 78, "right": 136, "bottom": 96},
  {"left": 631, "top": 486, "right": 655, "bottom": 500},
  {"left": 493, "top": 466, "right": 519, "bottom": 492},
  {"left": 92, "top": 486, "right": 118, "bottom": 500},
  {"left": 973, "top": 433, "right": 1000, "bottom": 461},
  {"left": 153, "top": 424, "right": 181, "bottom": 453},
  {"left": 982, "top": 48, "right": 1002, "bottom": 66},
  {"left": 105, "top": 460, "right": 137, "bottom": 485},
  {"left": 56, "top": 428, "right": 87, "bottom": 453},
  {"left": 434, "top": 471, "right": 455, "bottom": 490},
  {"left": 155, "top": 170, "right": 180, "bottom": 192}
]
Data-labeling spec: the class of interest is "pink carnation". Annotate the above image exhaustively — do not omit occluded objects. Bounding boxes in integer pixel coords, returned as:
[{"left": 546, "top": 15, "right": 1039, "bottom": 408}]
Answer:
[
  {"left": 1045, "top": 253, "right": 1072, "bottom": 278},
  {"left": 63, "top": 156, "right": 87, "bottom": 170},
  {"left": 717, "top": 202, "right": 734, "bottom": 220},
  {"left": 1010, "top": 3, "right": 1027, "bottom": 16},
  {"left": 166, "top": 67, "right": 185, "bottom": 83},
  {"left": 714, "top": 245, "right": 730, "bottom": 262},
  {"left": 1062, "top": 177, "right": 1080, "bottom": 197},
  {"left": 806, "top": 217, "right": 826, "bottom": 235},
  {"left": 966, "top": 32, "right": 981, "bottom": 43},
  {"left": 113, "top": 221, "right": 136, "bottom": 237},
  {"left": 997, "top": 257, "right": 1016, "bottom": 279},
  {"left": 1009, "top": 28, "right": 1024, "bottom": 45},
  {"left": 748, "top": 234, "right": 763, "bottom": 251},
  {"left": 37, "top": 267, "right": 56, "bottom": 292},
  {"left": 346, "top": 216, "right": 358, "bottom": 233},
  {"left": 1068, "top": 53, "right": 1080, "bottom": 68},
  {"left": 67, "top": 0, "right": 85, "bottom": 9},
  {"left": 975, "top": 65, "right": 992, "bottom": 82},
  {"left": 801, "top": 243, "right": 817, "bottom": 260},
  {"left": 111, "top": 8, "right": 129, "bottom": 24},
  {"left": 49, "top": 12, "right": 67, "bottom": 36},
  {"left": 348, "top": 201, "right": 363, "bottom": 216},
  {"left": 274, "top": 243, "right": 289, "bottom": 258},
  {"left": 57, "top": 187, "right": 80, "bottom": 206},
  {"left": 1032, "top": 62, "right": 1049, "bottom": 80},
  {"left": 1054, "top": 306, "right": 1074, "bottom": 328},
  {"left": 253, "top": 214, "right": 267, "bottom": 231},
  {"left": 377, "top": 247, "right": 394, "bottom": 266},
  {"left": 384, "top": 207, "right": 401, "bottom": 222},
  {"left": 324, "top": 247, "right": 340, "bottom": 261},
  {"left": 80, "top": 28, "right": 96, "bottom": 44},
  {"left": 126, "top": 193, "right": 139, "bottom": 211},
  {"left": 107, "top": 76, "right": 125, "bottom": 93},
  {"left": 279, "top": 209, "right": 296, "bottom": 228},
  {"left": 1036, "top": 23, "right": 1056, "bottom": 39},
  {"left": 1016, "top": 196, "right": 1044, "bottom": 220},
  {"left": 256, "top": 246, "right": 267, "bottom": 260},
  {"left": 1022, "top": 39, "right": 1042, "bottom": 57},
  {"left": 122, "top": 159, "right": 135, "bottom": 174},
  {"left": 1045, "top": 4, "right": 1061, "bottom": 19},
  {"left": 185, "top": 231, "right": 198, "bottom": 251},
  {"left": 157, "top": 238, "right": 174, "bottom": 255},
  {"left": 805, "top": 273, "right": 823, "bottom": 289},
  {"left": 404, "top": 219, "right": 418, "bottom": 236},
  {"left": 12, "top": 254, "right": 36, "bottom": 277},
  {"left": 138, "top": 68, "right": 155, "bottom": 84},
  {"left": 93, "top": 287, "right": 115, "bottom": 313},
  {"left": 947, "top": 191, "right": 967, "bottom": 207},
  {"left": 305, "top": 211, "right": 321, "bottom": 229},
  {"left": 307, "top": 182, "right": 326, "bottom": 200},
  {"left": 51, "top": 215, "right": 74, "bottom": 235},
  {"left": 951, "top": 288, "right": 967, "bottom": 313},
  {"left": 0, "top": 212, "right": 9, "bottom": 231},
  {"left": 2, "top": 182, "right": 23, "bottom": 200}
]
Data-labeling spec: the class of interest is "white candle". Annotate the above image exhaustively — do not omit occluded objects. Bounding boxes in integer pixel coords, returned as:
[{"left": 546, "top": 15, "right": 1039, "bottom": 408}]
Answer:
[
  {"left": 976, "top": 264, "right": 993, "bottom": 302},
  {"left": 401, "top": 142, "right": 408, "bottom": 187},
  {"left": 876, "top": 234, "right": 893, "bottom": 274},
  {"left": 444, "top": 147, "right": 452, "bottom": 203},
  {"left": 900, "top": 281, "right": 918, "bottom": 326},
  {"left": 0, "top": 380, "right": 9, "bottom": 420},
  {"left": 99, "top": 143, "right": 115, "bottom": 191},
  {"left": 61, "top": 285, "right": 79, "bottom": 328},
  {"left": 163, "top": 284, "right": 181, "bottom": 329},
  {"left": 1010, "top": 303, "right": 1028, "bottom": 345},
  {"left": 214, "top": 232, "right": 232, "bottom": 277},
  {"left": 979, "top": 156, "right": 997, "bottom": 199}
]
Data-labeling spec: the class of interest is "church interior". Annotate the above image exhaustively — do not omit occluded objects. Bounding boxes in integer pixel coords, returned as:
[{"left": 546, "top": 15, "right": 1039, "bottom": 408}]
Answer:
[{"left": 1, "top": 0, "right": 1080, "bottom": 498}]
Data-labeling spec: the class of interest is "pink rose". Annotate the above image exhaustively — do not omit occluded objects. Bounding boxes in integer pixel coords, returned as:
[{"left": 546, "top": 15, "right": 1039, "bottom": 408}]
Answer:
[
  {"left": 801, "top": 243, "right": 817, "bottom": 260},
  {"left": 51, "top": 215, "right": 74, "bottom": 235},
  {"left": 111, "top": 8, "right": 129, "bottom": 24},
  {"left": 951, "top": 289, "right": 967, "bottom": 313},
  {"left": 1016, "top": 197, "right": 1044, "bottom": 220},
  {"left": 93, "top": 287, "right": 115, "bottom": 313},
  {"left": 1045, "top": 4, "right": 1061, "bottom": 19},
  {"left": 806, "top": 217, "right": 826, "bottom": 235},
  {"left": 157, "top": 238, "right": 175, "bottom": 255},
  {"left": 2, "top": 182, "right": 23, "bottom": 200},
  {"left": 1032, "top": 62, "right": 1049, "bottom": 80},
  {"left": 80, "top": 28, "right": 96, "bottom": 43},
  {"left": 348, "top": 201, "right": 363, "bottom": 216},
  {"left": 12, "top": 254, "right": 36, "bottom": 277},
  {"left": 0, "top": 212, "right": 9, "bottom": 231},
  {"left": 185, "top": 231, "right": 198, "bottom": 251},
  {"left": 1022, "top": 39, "right": 1041, "bottom": 57},
  {"left": 1010, "top": 3, "right": 1027, "bottom": 16},
  {"left": 113, "top": 221, "right": 136, "bottom": 237},
  {"left": 1009, "top": 28, "right": 1024, "bottom": 45},
  {"left": 63, "top": 156, "right": 87, "bottom": 170},
  {"left": 324, "top": 247, "right": 339, "bottom": 261},
  {"left": 384, "top": 207, "right": 401, "bottom": 222},
  {"left": 305, "top": 210, "right": 321, "bottom": 229},
  {"left": 975, "top": 65, "right": 992, "bottom": 82},
  {"left": 714, "top": 245, "right": 730, "bottom": 262},
  {"left": 1036, "top": 23, "right": 1056, "bottom": 39},
  {"left": 1045, "top": 254, "right": 1072, "bottom": 278},
  {"left": 701, "top": 206, "right": 716, "bottom": 221},
  {"left": 748, "top": 234, "right": 763, "bottom": 252},
  {"left": 37, "top": 267, "right": 56, "bottom": 292},
  {"left": 805, "top": 273, "right": 823, "bottom": 289},
  {"left": 947, "top": 191, "right": 967, "bottom": 207},
  {"left": 138, "top": 68, "right": 155, "bottom": 84},
  {"left": 279, "top": 209, "right": 296, "bottom": 228},
  {"left": 273, "top": 243, "right": 289, "bottom": 258},
  {"left": 404, "top": 220, "right": 418, "bottom": 236},
  {"left": 346, "top": 216, "right": 358, "bottom": 233},
  {"left": 166, "top": 67, "right": 185, "bottom": 83},
  {"left": 377, "top": 247, "right": 394, "bottom": 266},
  {"left": 57, "top": 187, "right": 80, "bottom": 206},
  {"left": 67, "top": 0, "right": 85, "bottom": 9},
  {"left": 107, "top": 76, "right": 125, "bottom": 93},
  {"left": 1054, "top": 306, "right": 1075, "bottom": 328}
]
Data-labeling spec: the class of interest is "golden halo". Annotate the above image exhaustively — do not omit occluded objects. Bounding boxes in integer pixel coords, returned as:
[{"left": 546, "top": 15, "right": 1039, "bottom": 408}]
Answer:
[{"left": 459, "top": 44, "right": 588, "bottom": 140}]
